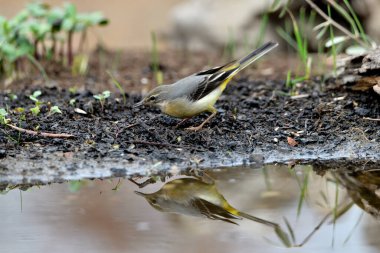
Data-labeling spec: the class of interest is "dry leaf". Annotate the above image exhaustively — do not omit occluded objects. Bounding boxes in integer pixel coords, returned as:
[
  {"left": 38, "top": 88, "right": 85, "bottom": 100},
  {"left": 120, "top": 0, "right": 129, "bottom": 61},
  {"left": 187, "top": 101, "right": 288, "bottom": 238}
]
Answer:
[{"left": 287, "top": 137, "right": 298, "bottom": 147}]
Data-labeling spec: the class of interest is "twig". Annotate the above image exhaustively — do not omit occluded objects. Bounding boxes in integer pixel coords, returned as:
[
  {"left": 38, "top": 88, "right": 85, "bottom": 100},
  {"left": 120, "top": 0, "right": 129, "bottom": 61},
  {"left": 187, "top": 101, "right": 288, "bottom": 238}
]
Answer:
[
  {"left": 305, "top": 0, "right": 369, "bottom": 49},
  {"left": 127, "top": 140, "right": 185, "bottom": 149},
  {"left": 290, "top": 94, "right": 310, "bottom": 100},
  {"left": 6, "top": 124, "right": 74, "bottom": 138},
  {"left": 125, "top": 123, "right": 139, "bottom": 129},
  {"left": 296, "top": 210, "right": 332, "bottom": 247},
  {"left": 363, "top": 117, "right": 380, "bottom": 122}
]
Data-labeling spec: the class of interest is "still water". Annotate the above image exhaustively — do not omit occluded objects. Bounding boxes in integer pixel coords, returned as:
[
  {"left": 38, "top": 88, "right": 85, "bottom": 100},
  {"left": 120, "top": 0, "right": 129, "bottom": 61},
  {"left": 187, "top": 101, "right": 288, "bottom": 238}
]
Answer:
[{"left": 1, "top": 165, "right": 380, "bottom": 253}]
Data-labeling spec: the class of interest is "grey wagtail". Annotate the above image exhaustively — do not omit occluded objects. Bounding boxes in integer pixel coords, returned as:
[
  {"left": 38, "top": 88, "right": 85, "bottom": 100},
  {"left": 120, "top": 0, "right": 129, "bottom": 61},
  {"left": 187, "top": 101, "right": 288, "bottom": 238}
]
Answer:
[
  {"left": 134, "top": 176, "right": 280, "bottom": 227},
  {"left": 134, "top": 41, "right": 278, "bottom": 131}
]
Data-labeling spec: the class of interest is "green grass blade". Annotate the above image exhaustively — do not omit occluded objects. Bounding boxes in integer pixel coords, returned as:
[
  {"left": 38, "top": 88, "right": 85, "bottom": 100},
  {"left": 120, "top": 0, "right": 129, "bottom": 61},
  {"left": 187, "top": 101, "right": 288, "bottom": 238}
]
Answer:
[
  {"left": 276, "top": 26, "right": 297, "bottom": 50},
  {"left": 287, "top": 10, "right": 307, "bottom": 64},
  {"left": 328, "top": 5, "right": 337, "bottom": 74},
  {"left": 285, "top": 70, "right": 292, "bottom": 89},
  {"left": 106, "top": 70, "right": 126, "bottom": 105},
  {"left": 26, "top": 54, "right": 49, "bottom": 81},
  {"left": 342, "top": 0, "right": 369, "bottom": 44},
  {"left": 255, "top": 13, "right": 269, "bottom": 48},
  {"left": 269, "top": 0, "right": 282, "bottom": 12},
  {"left": 328, "top": 0, "right": 359, "bottom": 36},
  {"left": 150, "top": 31, "right": 163, "bottom": 85}
]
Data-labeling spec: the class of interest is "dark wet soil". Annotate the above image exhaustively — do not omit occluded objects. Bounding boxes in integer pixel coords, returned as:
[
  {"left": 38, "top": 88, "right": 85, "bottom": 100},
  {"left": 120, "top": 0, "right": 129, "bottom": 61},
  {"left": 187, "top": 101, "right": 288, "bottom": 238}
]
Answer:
[{"left": 0, "top": 51, "right": 379, "bottom": 184}]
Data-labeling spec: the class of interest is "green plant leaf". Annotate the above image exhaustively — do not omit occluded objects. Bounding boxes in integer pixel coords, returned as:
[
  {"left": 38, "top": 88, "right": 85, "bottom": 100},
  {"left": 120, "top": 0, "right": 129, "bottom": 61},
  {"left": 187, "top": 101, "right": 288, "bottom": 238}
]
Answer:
[
  {"left": 0, "top": 108, "right": 10, "bottom": 124},
  {"left": 30, "top": 106, "right": 40, "bottom": 116},
  {"left": 62, "top": 18, "right": 75, "bottom": 31},
  {"left": 88, "top": 12, "right": 108, "bottom": 25},
  {"left": 31, "top": 90, "right": 42, "bottom": 100},
  {"left": 50, "top": 105, "right": 62, "bottom": 114},
  {"left": 27, "top": 2, "right": 49, "bottom": 18},
  {"left": 0, "top": 108, "right": 8, "bottom": 117},
  {"left": 102, "top": 90, "right": 111, "bottom": 98},
  {"left": 64, "top": 3, "right": 77, "bottom": 18},
  {"left": 68, "top": 180, "right": 84, "bottom": 192},
  {"left": 8, "top": 93, "right": 18, "bottom": 101}
]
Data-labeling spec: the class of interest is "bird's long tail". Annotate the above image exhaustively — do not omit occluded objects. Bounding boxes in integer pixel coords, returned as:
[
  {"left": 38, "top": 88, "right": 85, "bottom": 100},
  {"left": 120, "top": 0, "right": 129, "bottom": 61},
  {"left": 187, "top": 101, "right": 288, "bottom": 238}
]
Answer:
[
  {"left": 238, "top": 211, "right": 279, "bottom": 228},
  {"left": 238, "top": 41, "right": 278, "bottom": 70},
  {"left": 216, "top": 41, "right": 278, "bottom": 82}
]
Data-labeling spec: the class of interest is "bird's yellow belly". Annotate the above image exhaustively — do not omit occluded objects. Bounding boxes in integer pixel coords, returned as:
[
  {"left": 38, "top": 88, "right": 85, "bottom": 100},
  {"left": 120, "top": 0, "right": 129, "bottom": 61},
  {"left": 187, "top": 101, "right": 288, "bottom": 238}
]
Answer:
[{"left": 160, "top": 87, "right": 223, "bottom": 118}]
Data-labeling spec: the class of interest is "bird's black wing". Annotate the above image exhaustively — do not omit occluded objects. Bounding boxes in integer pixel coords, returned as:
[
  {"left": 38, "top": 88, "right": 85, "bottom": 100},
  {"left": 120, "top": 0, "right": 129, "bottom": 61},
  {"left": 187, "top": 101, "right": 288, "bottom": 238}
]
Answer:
[
  {"left": 191, "top": 198, "right": 241, "bottom": 225},
  {"left": 189, "top": 63, "right": 238, "bottom": 102}
]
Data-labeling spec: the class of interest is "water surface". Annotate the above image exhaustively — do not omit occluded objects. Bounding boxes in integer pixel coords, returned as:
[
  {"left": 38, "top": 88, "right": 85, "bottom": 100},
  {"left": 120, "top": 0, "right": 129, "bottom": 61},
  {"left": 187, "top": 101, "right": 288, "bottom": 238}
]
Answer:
[{"left": 2, "top": 165, "right": 380, "bottom": 253}]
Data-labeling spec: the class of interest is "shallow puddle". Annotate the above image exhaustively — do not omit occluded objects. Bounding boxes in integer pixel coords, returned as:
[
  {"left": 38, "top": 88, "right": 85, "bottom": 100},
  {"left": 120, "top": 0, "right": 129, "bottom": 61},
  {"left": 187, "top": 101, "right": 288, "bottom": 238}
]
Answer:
[{"left": 1, "top": 164, "right": 380, "bottom": 253}]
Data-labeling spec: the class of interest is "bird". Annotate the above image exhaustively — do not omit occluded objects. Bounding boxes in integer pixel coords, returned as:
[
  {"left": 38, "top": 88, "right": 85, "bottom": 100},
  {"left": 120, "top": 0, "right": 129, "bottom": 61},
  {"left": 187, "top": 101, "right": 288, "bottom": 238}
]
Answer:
[
  {"left": 134, "top": 176, "right": 280, "bottom": 227},
  {"left": 134, "top": 41, "right": 279, "bottom": 131}
]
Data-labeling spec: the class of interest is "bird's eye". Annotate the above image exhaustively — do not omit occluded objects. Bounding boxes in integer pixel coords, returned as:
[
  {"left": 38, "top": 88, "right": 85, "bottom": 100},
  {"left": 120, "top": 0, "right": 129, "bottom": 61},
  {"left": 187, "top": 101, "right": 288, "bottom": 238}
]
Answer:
[
  {"left": 151, "top": 199, "right": 157, "bottom": 204},
  {"left": 149, "top": 96, "right": 156, "bottom": 101}
]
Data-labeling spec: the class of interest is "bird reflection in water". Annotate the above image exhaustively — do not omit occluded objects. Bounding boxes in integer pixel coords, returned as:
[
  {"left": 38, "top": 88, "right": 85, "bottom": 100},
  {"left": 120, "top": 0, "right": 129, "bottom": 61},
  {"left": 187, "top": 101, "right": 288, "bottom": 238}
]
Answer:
[{"left": 130, "top": 170, "right": 292, "bottom": 247}]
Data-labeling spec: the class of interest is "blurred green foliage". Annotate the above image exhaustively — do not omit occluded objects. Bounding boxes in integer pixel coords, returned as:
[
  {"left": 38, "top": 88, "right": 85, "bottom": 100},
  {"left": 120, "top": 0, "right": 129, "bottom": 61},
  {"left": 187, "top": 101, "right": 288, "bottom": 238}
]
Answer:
[{"left": 0, "top": 1, "right": 108, "bottom": 79}]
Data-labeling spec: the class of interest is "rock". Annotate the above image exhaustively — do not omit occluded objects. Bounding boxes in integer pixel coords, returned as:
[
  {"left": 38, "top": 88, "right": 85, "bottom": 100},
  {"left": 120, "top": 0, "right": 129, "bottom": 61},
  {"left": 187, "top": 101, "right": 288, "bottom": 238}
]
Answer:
[{"left": 169, "top": 0, "right": 279, "bottom": 51}]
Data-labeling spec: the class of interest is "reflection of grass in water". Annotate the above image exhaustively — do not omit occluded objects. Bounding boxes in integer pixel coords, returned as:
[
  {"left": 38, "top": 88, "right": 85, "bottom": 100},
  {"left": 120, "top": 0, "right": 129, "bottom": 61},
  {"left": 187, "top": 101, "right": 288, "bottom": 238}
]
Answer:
[
  {"left": 19, "top": 190, "right": 22, "bottom": 212},
  {"left": 284, "top": 217, "right": 296, "bottom": 244},
  {"left": 332, "top": 182, "right": 339, "bottom": 247},
  {"left": 68, "top": 180, "right": 86, "bottom": 193},
  {"left": 262, "top": 167, "right": 272, "bottom": 191},
  {"left": 112, "top": 178, "right": 122, "bottom": 191},
  {"left": 289, "top": 166, "right": 311, "bottom": 218},
  {"left": 344, "top": 211, "right": 364, "bottom": 244}
]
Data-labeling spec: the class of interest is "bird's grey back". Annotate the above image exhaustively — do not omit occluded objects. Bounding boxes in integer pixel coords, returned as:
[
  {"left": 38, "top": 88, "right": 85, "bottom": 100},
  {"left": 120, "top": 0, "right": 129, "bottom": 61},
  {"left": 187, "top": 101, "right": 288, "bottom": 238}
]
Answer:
[{"left": 167, "top": 74, "right": 207, "bottom": 99}]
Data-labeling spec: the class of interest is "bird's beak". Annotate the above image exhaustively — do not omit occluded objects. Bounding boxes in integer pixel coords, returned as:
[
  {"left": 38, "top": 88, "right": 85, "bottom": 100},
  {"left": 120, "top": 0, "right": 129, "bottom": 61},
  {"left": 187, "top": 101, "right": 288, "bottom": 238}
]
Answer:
[
  {"left": 134, "top": 190, "right": 147, "bottom": 196},
  {"left": 133, "top": 100, "right": 144, "bottom": 108}
]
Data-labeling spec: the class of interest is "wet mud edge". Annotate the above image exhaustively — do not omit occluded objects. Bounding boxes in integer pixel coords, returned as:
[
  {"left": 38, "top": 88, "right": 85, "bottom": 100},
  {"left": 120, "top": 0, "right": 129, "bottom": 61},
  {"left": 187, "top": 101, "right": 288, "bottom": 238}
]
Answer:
[{"left": 1, "top": 78, "right": 379, "bottom": 184}]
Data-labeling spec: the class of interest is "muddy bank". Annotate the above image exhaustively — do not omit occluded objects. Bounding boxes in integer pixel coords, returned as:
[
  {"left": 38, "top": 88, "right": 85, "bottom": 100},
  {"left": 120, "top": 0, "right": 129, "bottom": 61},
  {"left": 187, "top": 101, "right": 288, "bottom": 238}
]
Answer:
[{"left": 1, "top": 75, "right": 379, "bottom": 184}]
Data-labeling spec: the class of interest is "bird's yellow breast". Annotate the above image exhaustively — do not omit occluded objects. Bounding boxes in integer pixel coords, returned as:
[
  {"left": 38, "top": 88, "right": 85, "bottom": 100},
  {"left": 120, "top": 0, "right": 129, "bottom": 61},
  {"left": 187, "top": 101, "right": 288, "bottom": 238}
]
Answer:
[{"left": 159, "top": 85, "right": 225, "bottom": 118}]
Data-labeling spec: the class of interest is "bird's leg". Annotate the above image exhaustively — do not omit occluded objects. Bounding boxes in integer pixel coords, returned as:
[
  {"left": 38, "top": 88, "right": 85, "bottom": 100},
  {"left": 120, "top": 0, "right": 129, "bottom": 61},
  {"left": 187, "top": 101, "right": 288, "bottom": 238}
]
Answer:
[
  {"left": 186, "top": 108, "right": 217, "bottom": 131},
  {"left": 174, "top": 118, "right": 190, "bottom": 128},
  {"left": 128, "top": 177, "right": 157, "bottom": 188}
]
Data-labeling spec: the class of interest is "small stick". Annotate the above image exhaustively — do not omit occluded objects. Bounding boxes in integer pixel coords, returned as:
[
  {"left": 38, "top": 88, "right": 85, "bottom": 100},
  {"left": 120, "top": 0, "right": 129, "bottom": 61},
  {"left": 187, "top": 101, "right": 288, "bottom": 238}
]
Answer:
[
  {"left": 125, "top": 123, "right": 139, "bottom": 129},
  {"left": 296, "top": 211, "right": 332, "bottom": 247},
  {"left": 6, "top": 124, "right": 74, "bottom": 138},
  {"left": 363, "top": 117, "right": 380, "bottom": 122},
  {"left": 127, "top": 140, "right": 185, "bottom": 148}
]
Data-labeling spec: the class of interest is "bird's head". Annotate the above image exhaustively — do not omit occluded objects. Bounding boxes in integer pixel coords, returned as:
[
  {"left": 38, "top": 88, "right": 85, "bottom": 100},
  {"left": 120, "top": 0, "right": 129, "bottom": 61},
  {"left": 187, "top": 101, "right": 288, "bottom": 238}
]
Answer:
[
  {"left": 134, "top": 191, "right": 165, "bottom": 212},
  {"left": 133, "top": 85, "right": 169, "bottom": 108}
]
